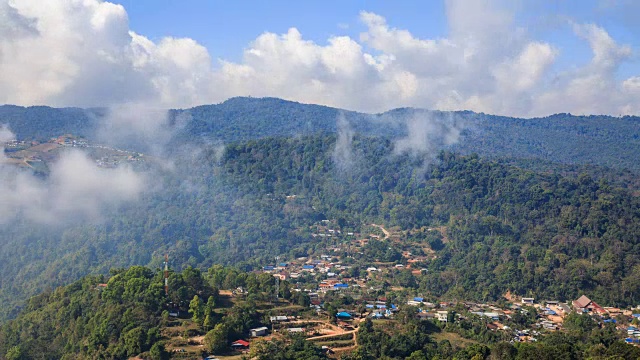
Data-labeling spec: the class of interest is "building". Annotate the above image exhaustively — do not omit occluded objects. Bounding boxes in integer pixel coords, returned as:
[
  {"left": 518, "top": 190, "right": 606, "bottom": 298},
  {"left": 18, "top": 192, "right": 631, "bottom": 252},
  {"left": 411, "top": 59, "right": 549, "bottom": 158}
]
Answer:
[
  {"left": 436, "top": 310, "right": 449, "bottom": 322},
  {"left": 521, "top": 298, "right": 535, "bottom": 305},
  {"left": 302, "top": 265, "right": 315, "bottom": 271},
  {"left": 270, "top": 316, "right": 288, "bottom": 323},
  {"left": 417, "top": 312, "right": 435, "bottom": 321},
  {"left": 336, "top": 311, "right": 353, "bottom": 320},
  {"left": 250, "top": 327, "right": 268, "bottom": 337},
  {"left": 273, "top": 273, "right": 288, "bottom": 281},
  {"left": 573, "top": 295, "right": 605, "bottom": 314},
  {"left": 231, "top": 340, "right": 250, "bottom": 349}
]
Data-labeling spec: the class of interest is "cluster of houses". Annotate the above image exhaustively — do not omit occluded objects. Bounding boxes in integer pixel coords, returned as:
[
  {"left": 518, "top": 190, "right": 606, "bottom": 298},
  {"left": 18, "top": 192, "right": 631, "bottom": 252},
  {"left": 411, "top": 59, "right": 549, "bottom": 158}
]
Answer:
[
  {"left": 254, "top": 220, "right": 640, "bottom": 348},
  {"left": 403, "top": 294, "right": 640, "bottom": 344},
  {"left": 2, "top": 139, "right": 30, "bottom": 150},
  {"left": 53, "top": 135, "right": 88, "bottom": 147},
  {"left": 208, "top": 290, "right": 640, "bottom": 358},
  {"left": 262, "top": 256, "right": 363, "bottom": 286}
]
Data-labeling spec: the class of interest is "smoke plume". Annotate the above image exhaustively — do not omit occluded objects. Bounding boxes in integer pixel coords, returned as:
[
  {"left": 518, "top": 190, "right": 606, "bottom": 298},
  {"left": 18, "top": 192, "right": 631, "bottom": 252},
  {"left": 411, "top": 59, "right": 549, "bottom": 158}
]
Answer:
[
  {"left": 393, "top": 113, "right": 463, "bottom": 158},
  {"left": 332, "top": 113, "right": 355, "bottom": 172}
]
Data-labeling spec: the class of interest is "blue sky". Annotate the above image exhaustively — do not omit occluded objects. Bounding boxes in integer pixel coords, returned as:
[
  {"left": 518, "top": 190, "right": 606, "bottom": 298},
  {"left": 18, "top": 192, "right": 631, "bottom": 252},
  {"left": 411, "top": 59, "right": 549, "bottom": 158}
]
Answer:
[
  {"left": 116, "top": 1, "right": 448, "bottom": 60},
  {"left": 115, "top": 0, "right": 639, "bottom": 80},
  {"left": 1, "top": 0, "right": 640, "bottom": 116}
]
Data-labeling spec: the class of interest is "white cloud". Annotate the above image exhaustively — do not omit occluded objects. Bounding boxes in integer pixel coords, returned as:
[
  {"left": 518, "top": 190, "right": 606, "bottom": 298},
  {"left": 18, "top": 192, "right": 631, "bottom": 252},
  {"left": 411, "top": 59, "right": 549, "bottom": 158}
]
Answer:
[
  {"left": 0, "top": 124, "right": 13, "bottom": 142},
  {"left": 0, "top": 124, "right": 14, "bottom": 162},
  {"left": 0, "top": 149, "right": 145, "bottom": 224},
  {"left": 533, "top": 22, "right": 636, "bottom": 116},
  {"left": 0, "top": 0, "right": 638, "bottom": 117}
]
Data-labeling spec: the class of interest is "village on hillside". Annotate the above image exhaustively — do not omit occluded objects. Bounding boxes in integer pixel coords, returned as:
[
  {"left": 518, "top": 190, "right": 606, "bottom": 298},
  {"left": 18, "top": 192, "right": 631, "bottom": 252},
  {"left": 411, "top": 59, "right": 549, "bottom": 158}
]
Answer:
[
  {"left": 1, "top": 134, "right": 145, "bottom": 171},
  {"left": 157, "top": 219, "right": 640, "bottom": 359}
]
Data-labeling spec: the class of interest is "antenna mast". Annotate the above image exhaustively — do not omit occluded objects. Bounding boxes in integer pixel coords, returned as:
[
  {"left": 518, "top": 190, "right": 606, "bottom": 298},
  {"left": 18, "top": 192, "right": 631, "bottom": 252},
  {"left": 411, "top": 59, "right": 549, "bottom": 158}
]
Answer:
[
  {"left": 274, "top": 256, "right": 280, "bottom": 302},
  {"left": 164, "top": 254, "right": 169, "bottom": 296}
]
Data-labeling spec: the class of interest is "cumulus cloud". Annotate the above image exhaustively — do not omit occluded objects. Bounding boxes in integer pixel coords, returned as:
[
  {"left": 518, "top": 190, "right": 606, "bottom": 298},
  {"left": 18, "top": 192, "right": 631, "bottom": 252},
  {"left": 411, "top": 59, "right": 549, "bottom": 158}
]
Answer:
[
  {"left": 0, "top": 0, "right": 638, "bottom": 117},
  {"left": 0, "top": 149, "right": 145, "bottom": 225},
  {"left": 0, "top": 0, "right": 214, "bottom": 108},
  {"left": 534, "top": 23, "right": 636, "bottom": 115}
]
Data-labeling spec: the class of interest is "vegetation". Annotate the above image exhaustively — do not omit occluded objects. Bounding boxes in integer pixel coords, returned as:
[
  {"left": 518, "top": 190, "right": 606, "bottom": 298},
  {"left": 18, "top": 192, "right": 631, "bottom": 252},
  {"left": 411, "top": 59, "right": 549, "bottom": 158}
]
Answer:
[
  {"left": 3, "top": 131, "right": 640, "bottom": 322},
  {"left": 0, "top": 264, "right": 287, "bottom": 359},
  {"left": 3, "top": 97, "right": 640, "bottom": 171},
  {"left": 3, "top": 261, "right": 640, "bottom": 359}
]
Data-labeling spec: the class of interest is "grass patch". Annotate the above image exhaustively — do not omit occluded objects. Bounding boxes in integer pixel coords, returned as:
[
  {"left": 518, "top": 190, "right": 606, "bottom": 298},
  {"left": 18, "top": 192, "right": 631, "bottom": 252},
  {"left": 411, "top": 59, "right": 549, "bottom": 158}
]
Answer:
[
  {"left": 315, "top": 339, "right": 355, "bottom": 347},
  {"left": 431, "top": 331, "right": 479, "bottom": 348}
]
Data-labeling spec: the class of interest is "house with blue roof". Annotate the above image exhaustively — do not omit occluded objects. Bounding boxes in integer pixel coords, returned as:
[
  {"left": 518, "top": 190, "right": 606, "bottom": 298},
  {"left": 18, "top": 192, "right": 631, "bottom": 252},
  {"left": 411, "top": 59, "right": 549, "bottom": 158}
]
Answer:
[{"left": 336, "top": 312, "right": 352, "bottom": 320}]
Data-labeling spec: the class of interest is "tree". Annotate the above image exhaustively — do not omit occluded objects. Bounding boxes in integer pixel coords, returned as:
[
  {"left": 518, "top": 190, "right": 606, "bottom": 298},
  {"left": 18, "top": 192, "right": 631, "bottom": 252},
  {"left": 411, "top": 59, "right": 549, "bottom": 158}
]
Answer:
[
  {"left": 5, "top": 346, "right": 25, "bottom": 360},
  {"left": 149, "top": 342, "right": 169, "bottom": 360},
  {"left": 207, "top": 293, "right": 217, "bottom": 312},
  {"left": 447, "top": 310, "right": 456, "bottom": 324},
  {"left": 203, "top": 313, "right": 214, "bottom": 331},
  {"left": 563, "top": 313, "right": 596, "bottom": 336},
  {"left": 406, "top": 350, "right": 428, "bottom": 360},
  {"left": 489, "top": 342, "right": 516, "bottom": 360},
  {"left": 189, "top": 295, "right": 205, "bottom": 325},
  {"left": 325, "top": 303, "right": 337, "bottom": 324},
  {"left": 123, "top": 327, "right": 146, "bottom": 356},
  {"left": 295, "top": 291, "right": 310, "bottom": 307},
  {"left": 204, "top": 324, "right": 229, "bottom": 354}
]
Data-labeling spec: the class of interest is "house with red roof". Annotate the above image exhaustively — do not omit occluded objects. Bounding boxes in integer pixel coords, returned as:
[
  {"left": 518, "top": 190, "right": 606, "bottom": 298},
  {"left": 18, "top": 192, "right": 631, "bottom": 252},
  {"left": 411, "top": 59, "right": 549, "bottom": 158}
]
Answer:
[
  {"left": 572, "top": 295, "right": 606, "bottom": 314},
  {"left": 231, "top": 339, "right": 250, "bottom": 349}
]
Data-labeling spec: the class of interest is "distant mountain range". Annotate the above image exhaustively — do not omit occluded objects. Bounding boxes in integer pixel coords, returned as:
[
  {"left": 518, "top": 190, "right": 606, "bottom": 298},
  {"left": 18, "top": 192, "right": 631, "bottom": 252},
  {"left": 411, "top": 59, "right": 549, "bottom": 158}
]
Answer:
[{"left": 2, "top": 97, "right": 639, "bottom": 171}]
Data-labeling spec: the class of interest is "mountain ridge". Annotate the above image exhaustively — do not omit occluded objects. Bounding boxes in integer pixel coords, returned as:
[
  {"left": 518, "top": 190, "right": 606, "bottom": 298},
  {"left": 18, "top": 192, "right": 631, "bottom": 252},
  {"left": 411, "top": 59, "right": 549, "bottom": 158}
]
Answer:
[{"left": 2, "top": 97, "right": 639, "bottom": 171}]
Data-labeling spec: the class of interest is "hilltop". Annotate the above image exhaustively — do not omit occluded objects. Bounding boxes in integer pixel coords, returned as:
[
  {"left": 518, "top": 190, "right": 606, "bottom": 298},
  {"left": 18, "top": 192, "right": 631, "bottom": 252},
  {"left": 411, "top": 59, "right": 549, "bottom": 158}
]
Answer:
[{"left": 2, "top": 97, "right": 640, "bottom": 171}]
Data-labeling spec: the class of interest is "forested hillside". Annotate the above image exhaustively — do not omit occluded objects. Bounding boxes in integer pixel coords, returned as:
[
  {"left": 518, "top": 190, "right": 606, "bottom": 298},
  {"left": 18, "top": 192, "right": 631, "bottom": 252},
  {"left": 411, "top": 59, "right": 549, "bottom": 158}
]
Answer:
[
  {"left": 2, "top": 97, "right": 640, "bottom": 170},
  {"left": 2, "top": 133, "right": 640, "bottom": 322},
  {"left": 3, "top": 263, "right": 640, "bottom": 360}
]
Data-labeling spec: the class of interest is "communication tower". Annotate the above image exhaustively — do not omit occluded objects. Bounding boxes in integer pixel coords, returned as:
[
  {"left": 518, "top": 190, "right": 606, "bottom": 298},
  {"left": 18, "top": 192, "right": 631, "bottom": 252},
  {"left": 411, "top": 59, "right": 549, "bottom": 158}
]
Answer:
[
  {"left": 274, "top": 256, "right": 280, "bottom": 301},
  {"left": 164, "top": 254, "right": 169, "bottom": 296}
]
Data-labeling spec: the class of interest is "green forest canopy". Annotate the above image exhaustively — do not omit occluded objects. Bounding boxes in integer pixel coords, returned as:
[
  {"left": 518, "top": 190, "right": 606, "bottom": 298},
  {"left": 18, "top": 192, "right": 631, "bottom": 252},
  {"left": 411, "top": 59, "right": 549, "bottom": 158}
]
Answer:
[{"left": 2, "top": 132, "right": 640, "bottom": 323}]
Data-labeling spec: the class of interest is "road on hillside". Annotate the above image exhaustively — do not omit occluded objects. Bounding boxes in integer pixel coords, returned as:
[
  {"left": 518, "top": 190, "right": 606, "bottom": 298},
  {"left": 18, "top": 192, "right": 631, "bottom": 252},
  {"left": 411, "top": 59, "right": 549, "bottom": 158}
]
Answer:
[{"left": 371, "top": 224, "right": 390, "bottom": 239}]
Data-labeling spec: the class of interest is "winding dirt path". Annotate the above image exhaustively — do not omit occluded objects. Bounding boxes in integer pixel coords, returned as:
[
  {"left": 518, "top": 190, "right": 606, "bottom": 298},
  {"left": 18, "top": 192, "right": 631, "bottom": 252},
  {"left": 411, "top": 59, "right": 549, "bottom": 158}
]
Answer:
[
  {"left": 279, "top": 319, "right": 360, "bottom": 354},
  {"left": 306, "top": 329, "right": 357, "bottom": 341},
  {"left": 370, "top": 224, "right": 390, "bottom": 239}
]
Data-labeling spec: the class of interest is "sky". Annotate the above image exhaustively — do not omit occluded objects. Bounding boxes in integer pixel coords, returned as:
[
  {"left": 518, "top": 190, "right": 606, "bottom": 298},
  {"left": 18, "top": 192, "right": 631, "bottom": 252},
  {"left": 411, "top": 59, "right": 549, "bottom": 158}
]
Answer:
[{"left": 1, "top": 0, "right": 640, "bottom": 117}]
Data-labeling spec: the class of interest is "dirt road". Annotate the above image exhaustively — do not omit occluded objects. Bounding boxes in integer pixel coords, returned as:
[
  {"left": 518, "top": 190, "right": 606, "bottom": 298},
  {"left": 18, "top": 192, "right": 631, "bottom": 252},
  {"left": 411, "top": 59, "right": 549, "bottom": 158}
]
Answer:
[{"left": 370, "top": 224, "right": 390, "bottom": 239}]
